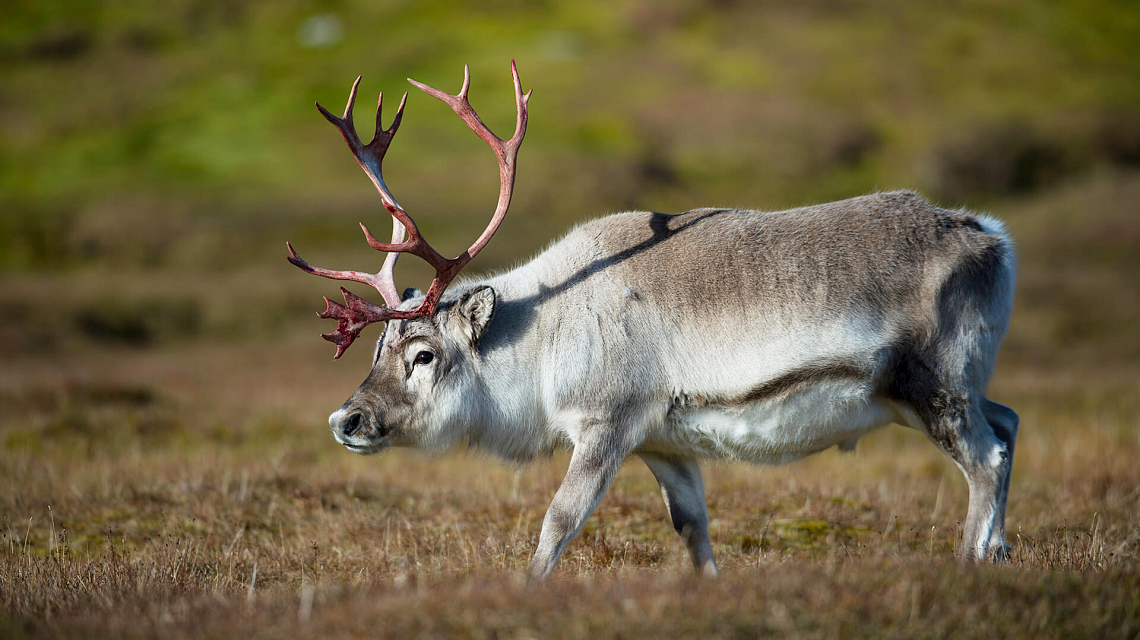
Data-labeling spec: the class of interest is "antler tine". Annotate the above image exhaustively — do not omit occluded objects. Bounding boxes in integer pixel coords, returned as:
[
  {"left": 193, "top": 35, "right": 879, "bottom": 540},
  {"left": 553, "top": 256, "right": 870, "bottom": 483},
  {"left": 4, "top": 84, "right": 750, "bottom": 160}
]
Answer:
[
  {"left": 376, "top": 91, "right": 408, "bottom": 143},
  {"left": 459, "top": 64, "right": 472, "bottom": 100},
  {"left": 314, "top": 76, "right": 361, "bottom": 145},
  {"left": 287, "top": 242, "right": 389, "bottom": 295}
]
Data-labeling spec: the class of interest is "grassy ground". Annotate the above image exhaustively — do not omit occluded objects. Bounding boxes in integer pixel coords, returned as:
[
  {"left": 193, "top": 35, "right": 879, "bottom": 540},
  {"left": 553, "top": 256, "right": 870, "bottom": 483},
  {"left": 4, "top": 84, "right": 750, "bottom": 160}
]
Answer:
[
  {"left": 2, "top": 1, "right": 1140, "bottom": 638},
  {"left": 2, "top": 172, "right": 1138, "bottom": 637}
]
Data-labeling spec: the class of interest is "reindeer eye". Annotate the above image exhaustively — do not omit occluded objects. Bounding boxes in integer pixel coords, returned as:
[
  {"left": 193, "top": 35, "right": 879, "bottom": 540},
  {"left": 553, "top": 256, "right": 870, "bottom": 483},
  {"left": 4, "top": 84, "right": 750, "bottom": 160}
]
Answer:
[{"left": 413, "top": 351, "right": 434, "bottom": 366}]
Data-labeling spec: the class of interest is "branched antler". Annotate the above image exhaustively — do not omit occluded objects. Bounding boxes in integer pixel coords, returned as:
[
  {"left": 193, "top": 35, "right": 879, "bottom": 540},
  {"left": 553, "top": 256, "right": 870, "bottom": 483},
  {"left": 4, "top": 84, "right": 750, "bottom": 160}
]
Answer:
[{"left": 287, "top": 61, "right": 530, "bottom": 358}]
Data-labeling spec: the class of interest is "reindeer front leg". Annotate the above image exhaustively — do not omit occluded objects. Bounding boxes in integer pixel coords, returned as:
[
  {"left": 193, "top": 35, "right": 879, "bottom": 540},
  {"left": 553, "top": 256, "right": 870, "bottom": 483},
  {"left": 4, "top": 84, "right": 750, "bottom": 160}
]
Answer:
[{"left": 528, "top": 429, "right": 630, "bottom": 582}]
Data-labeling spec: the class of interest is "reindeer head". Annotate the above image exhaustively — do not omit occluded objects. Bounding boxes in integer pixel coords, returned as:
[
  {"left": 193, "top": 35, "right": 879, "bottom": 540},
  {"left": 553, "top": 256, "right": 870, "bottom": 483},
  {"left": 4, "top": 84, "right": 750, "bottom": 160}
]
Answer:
[
  {"left": 287, "top": 62, "right": 528, "bottom": 454},
  {"left": 328, "top": 285, "right": 497, "bottom": 454}
]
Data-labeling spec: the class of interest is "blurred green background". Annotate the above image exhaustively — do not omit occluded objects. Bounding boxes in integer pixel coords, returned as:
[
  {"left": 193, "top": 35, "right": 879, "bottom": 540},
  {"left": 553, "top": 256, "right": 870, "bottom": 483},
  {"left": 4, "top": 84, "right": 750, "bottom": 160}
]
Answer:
[{"left": 1, "top": 0, "right": 1137, "bottom": 371}]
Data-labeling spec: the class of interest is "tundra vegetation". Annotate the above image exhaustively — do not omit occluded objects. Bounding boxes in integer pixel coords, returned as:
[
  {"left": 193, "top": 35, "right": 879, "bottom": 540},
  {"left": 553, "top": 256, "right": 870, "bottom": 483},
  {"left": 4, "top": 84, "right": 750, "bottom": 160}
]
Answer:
[{"left": 2, "top": 1, "right": 1139, "bottom": 638}]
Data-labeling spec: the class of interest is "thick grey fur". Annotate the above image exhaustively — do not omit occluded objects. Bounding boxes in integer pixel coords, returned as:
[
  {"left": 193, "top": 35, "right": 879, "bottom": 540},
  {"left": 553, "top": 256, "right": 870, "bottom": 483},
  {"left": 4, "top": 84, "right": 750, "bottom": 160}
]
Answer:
[{"left": 326, "top": 190, "right": 1018, "bottom": 582}]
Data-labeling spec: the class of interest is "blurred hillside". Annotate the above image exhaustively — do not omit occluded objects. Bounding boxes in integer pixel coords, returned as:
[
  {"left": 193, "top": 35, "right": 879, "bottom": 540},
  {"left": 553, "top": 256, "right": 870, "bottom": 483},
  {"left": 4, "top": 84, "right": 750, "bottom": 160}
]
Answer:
[{"left": 1, "top": 0, "right": 1138, "bottom": 371}]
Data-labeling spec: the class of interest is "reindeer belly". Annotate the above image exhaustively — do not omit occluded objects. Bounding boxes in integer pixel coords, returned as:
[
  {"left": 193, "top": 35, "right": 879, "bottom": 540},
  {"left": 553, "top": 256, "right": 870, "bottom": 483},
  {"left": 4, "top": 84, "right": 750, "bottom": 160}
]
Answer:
[{"left": 646, "top": 378, "right": 894, "bottom": 464}]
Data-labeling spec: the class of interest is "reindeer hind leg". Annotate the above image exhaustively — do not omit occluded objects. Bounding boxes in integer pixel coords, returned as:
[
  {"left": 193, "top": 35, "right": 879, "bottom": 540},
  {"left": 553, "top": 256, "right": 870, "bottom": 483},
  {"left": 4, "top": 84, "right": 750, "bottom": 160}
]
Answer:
[
  {"left": 981, "top": 398, "right": 1019, "bottom": 558},
  {"left": 905, "top": 387, "right": 1009, "bottom": 561},
  {"left": 888, "top": 345, "right": 1010, "bottom": 561},
  {"left": 640, "top": 453, "right": 718, "bottom": 576}
]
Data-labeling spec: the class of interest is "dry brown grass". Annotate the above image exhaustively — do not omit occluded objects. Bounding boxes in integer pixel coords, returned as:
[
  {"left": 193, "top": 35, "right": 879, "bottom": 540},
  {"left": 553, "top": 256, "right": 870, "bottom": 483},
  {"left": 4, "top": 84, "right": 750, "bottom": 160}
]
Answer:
[
  {"left": 2, "top": 336, "right": 1138, "bottom": 637},
  {"left": 3, "top": 173, "right": 1140, "bottom": 638}
]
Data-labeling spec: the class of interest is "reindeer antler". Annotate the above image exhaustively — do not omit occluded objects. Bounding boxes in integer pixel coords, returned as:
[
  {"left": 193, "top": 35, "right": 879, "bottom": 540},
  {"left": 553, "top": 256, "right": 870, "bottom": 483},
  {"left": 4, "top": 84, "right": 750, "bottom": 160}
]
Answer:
[{"left": 287, "top": 61, "right": 531, "bottom": 359}]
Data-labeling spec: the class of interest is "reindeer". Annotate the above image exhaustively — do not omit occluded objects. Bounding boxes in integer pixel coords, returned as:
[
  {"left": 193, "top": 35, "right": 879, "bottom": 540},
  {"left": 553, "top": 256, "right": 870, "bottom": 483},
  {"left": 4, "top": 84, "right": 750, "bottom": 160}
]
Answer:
[{"left": 287, "top": 62, "right": 1019, "bottom": 582}]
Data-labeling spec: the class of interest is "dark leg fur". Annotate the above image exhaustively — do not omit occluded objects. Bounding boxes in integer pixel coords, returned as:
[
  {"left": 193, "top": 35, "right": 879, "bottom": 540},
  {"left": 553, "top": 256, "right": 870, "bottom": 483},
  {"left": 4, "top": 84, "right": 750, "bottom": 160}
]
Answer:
[
  {"left": 981, "top": 398, "right": 1019, "bottom": 558},
  {"left": 640, "top": 454, "right": 718, "bottom": 576}
]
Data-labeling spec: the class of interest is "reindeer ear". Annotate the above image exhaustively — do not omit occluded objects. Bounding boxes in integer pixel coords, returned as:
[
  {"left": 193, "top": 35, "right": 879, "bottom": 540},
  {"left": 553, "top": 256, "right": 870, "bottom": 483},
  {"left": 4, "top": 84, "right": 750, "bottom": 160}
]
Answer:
[
  {"left": 456, "top": 286, "right": 496, "bottom": 343},
  {"left": 401, "top": 287, "right": 424, "bottom": 302}
]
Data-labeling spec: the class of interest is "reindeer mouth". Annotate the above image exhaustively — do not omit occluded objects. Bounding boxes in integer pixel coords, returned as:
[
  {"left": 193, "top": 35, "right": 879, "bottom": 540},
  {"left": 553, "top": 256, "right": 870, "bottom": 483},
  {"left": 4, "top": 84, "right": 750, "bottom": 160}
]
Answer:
[
  {"left": 343, "top": 440, "right": 388, "bottom": 455},
  {"left": 332, "top": 430, "right": 390, "bottom": 455}
]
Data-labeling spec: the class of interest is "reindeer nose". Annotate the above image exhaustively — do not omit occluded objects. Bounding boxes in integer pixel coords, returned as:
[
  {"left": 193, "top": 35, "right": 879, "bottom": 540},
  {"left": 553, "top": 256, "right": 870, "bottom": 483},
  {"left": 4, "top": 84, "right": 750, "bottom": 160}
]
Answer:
[{"left": 342, "top": 412, "right": 364, "bottom": 437}]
